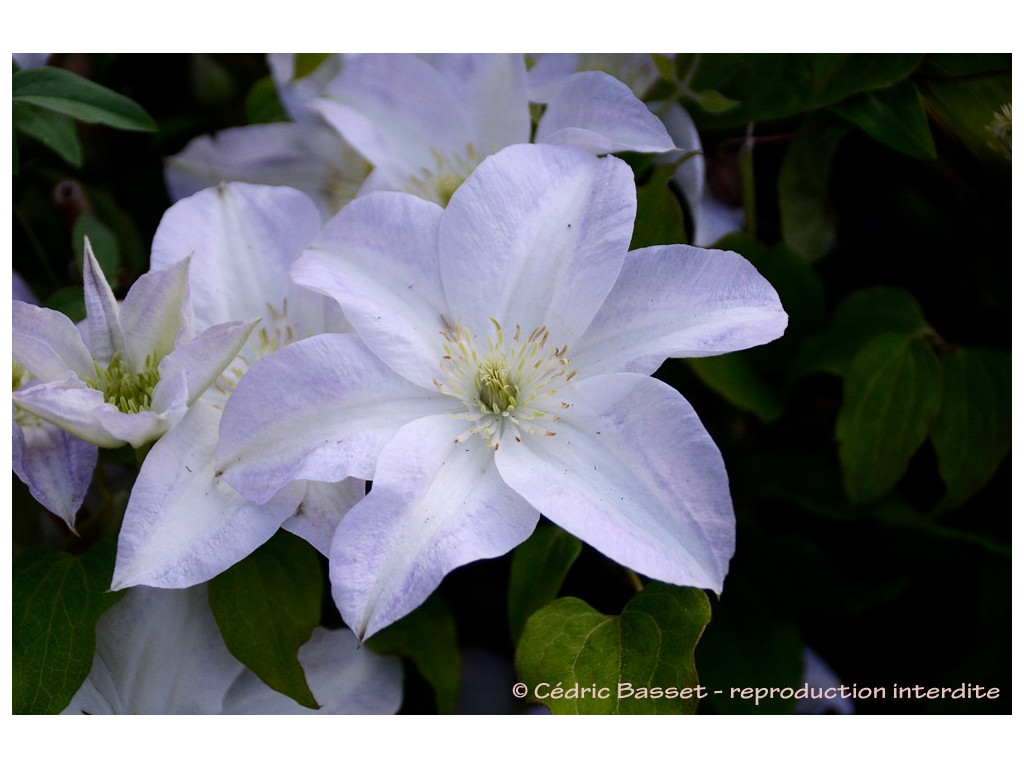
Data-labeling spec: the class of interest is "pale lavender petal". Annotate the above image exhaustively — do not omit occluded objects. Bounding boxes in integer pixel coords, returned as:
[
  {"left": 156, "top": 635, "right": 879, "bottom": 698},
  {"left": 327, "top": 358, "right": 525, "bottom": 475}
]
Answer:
[
  {"left": 156, "top": 318, "right": 258, "bottom": 407},
  {"left": 316, "top": 53, "right": 473, "bottom": 176},
  {"left": 93, "top": 381, "right": 186, "bottom": 448},
  {"left": 331, "top": 414, "right": 538, "bottom": 640},
  {"left": 221, "top": 627, "right": 403, "bottom": 714},
  {"left": 267, "top": 53, "right": 344, "bottom": 121},
  {"left": 151, "top": 183, "right": 321, "bottom": 328},
  {"left": 217, "top": 334, "right": 449, "bottom": 505},
  {"left": 574, "top": 245, "right": 788, "bottom": 376},
  {"left": 81, "top": 239, "right": 126, "bottom": 364},
  {"left": 12, "top": 301, "right": 94, "bottom": 381},
  {"left": 63, "top": 585, "right": 241, "bottom": 715},
  {"left": 119, "top": 257, "right": 192, "bottom": 370},
  {"left": 293, "top": 192, "right": 446, "bottom": 387},
  {"left": 440, "top": 144, "right": 635, "bottom": 344},
  {"left": 13, "top": 380, "right": 125, "bottom": 448},
  {"left": 655, "top": 100, "right": 705, "bottom": 229},
  {"left": 282, "top": 478, "right": 366, "bottom": 556},
  {"left": 112, "top": 399, "right": 303, "bottom": 590},
  {"left": 164, "top": 122, "right": 369, "bottom": 219},
  {"left": 525, "top": 53, "right": 580, "bottom": 102},
  {"left": 419, "top": 53, "right": 530, "bottom": 152},
  {"left": 13, "top": 416, "right": 97, "bottom": 530},
  {"left": 536, "top": 71, "right": 675, "bottom": 154},
  {"left": 495, "top": 373, "right": 734, "bottom": 593}
]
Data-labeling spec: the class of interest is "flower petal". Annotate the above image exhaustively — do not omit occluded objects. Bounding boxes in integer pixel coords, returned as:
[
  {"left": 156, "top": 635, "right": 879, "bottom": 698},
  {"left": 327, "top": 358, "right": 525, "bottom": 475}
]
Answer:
[
  {"left": 119, "top": 257, "right": 192, "bottom": 370},
  {"left": 13, "top": 379, "right": 125, "bottom": 448},
  {"left": 221, "top": 627, "right": 403, "bottom": 714},
  {"left": 536, "top": 71, "right": 675, "bottom": 154},
  {"left": 63, "top": 585, "right": 241, "bottom": 715},
  {"left": 331, "top": 414, "right": 539, "bottom": 640},
  {"left": 418, "top": 53, "right": 530, "bottom": 152},
  {"left": 282, "top": 478, "right": 366, "bottom": 556},
  {"left": 495, "top": 373, "right": 735, "bottom": 592},
  {"left": 316, "top": 53, "right": 474, "bottom": 178},
  {"left": 82, "top": 239, "right": 126, "bottom": 364},
  {"left": 13, "top": 416, "right": 98, "bottom": 530},
  {"left": 112, "top": 399, "right": 303, "bottom": 590},
  {"left": 293, "top": 191, "right": 446, "bottom": 387},
  {"left": 156, "top": 318, "right": 259, "bottom": 407},
  {"left": 12, "top": 300, "right": 94, "bottom": 381},
  {"left": 440, "top": 144, "right": 635, "bottom": 344},
  {"left": 165, "top": 122, "right": 370, "bottom": 218},
  {"left": 151, "top": 183, "right": 322, "bottom": 328},
  {"left": 574, "top": 245, "right": 788, "bottom": 376},
  {"left": 216, "top": 333, "right": 448, "bottom": 504}
]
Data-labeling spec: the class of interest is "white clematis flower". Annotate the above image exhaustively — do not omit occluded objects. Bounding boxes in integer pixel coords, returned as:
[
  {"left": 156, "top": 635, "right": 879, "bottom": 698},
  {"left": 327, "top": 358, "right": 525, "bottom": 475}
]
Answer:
[
  {"left": 167, "top": 53, "right": 675, "bottom": 214},
  {"left": 216, "top": 143, "right": 787, "bottom": 641},
  {"left": 12, "top": 274, "right": 97, "bottom": 530},
  {"left": 112, "top": 183, "right": 364, "bottom": 591},
  {"left": 12, "top": 241, "right": 256, "bottom": 450},
  {"left": 63, "top": 584, "right": 402, "bottom": 715}
]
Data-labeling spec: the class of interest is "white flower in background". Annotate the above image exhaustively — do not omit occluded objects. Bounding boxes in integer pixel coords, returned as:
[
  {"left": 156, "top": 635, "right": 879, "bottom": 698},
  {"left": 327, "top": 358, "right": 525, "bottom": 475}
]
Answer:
[
  {"left": 526, "top": 52, "right": 660, "bottom": 102},
  {"left": 12, "top": 273, "right": 97, "bottom": 530},
  {"left": 12, "top": 241, "right": 255, "bottom": 450},
  {"left": 112, "top": 183, "right": 364, "bottom": 591},
  {"left": 63, "top": 584, "right": 403, "bottom": 715},
  {"left": 216, "top": 143, "right": 787, "bottom": 640},
  {"left": 167, "top": 53, "right": 675, "bottom": 214}
]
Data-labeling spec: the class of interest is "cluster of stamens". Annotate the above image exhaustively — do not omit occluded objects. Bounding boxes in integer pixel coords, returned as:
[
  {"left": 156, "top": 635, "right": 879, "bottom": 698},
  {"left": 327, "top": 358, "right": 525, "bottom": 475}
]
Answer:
[
  {"left": 405, "top": 143, "right": 482, "bottom": 206},
  {"left": 434, "top": 317, "right": 576, "bottom": 449},
  {"left": 87, "top": 352, "right": 161, "bottom": 414},
  {"left": 214, "top": 300, "right": 296, "bottom": 396}
]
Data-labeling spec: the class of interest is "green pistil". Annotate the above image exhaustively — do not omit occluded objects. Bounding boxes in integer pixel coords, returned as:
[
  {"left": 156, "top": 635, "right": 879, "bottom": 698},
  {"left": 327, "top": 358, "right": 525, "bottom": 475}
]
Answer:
[
  {"left": 476, "top": 357, "right": 519, "bottom": 413},
  {"left": 87, "top": 352, "right": 160, "bottom": 414}
]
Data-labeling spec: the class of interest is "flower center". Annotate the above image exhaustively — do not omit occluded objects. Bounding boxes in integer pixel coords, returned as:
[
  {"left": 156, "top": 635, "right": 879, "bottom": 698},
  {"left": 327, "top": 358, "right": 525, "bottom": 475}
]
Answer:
[
  {"left": 435, "top": 317, "right": 576, "bottom": 449},
  {"left": 405, "top": 143, "right": 482, "bottom": 206},
  {"left": 214, "top": 300, "right": 297, "bottom": 398},
  {"left": 87, "top": 352, "right": 160, "bottom": 414}
]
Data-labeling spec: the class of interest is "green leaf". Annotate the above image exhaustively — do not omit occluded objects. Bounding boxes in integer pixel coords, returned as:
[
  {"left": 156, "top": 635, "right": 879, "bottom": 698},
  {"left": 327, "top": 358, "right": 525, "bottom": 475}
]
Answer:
[
  {"left": 693, "top": 88, "right": 740, "bottom": 113},
  {"left": 208, "top": 530, "right": 323, "bottom": 710},
  {"left": 367, "top": 593, "right": 461, "bottom": 714},
  {"left": 293, "top": 53, "right": 331, "bottom": 80},
  {"left": 832, "top": 79, "right": 936, "bottom": 159},
  {"left": 515, "top": 583, "right": 711, "bottom": 714},
  {"left": 930, "top": 347, "right": 1011, "bottom": 511},
  {"left": 689, "top": 54, "right": 923, "bottom": 130},
  {"left": 630, "top": 163, "right": 689, "bottom": 248},
  {"left": 12, "top": 101, "right": 82, "bottom": 167},
  {"left": 13, "top": 540, "right": 123, "bottom": 714},
  {"left": 920, "top": 66, "right": 1011, "bottom": 162},
  {"left": 795, "top": 285, "right": 932, "bottom": 377},
  {"left": 778, "top": 122, "right": 848, "bottom": 261},
  {"left": 12, "top": 66, "right": 157, "bottom": 132},
  {"left": 245, "top": 75, "right": 287, "bottom": 124},
  {"left": 44, "top": 286, "right": 86, "bottom": 324},
  {"left": 72, "top": 213, "right": 121, "bottom": 289},
  {"left": 688, "top": 353, "right": 783, "bottom": 423},
  {"left": 870, "top": 500, "right": 1010, "bottom": 557},
  {"left": 508, "top": 524, "right": 582, "bottom": 643},
  {"left": 836, "top": 332, "right": 944, "bottom": 505}
]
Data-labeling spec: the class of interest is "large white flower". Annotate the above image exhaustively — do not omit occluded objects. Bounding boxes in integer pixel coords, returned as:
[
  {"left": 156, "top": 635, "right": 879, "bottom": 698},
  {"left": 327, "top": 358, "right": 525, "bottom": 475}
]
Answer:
[
  {"left": 111, "top": 183, "right": 364, "bottom": 590},
  {"left": 216, "top": 143, "right": 787, "bottom": 640},
  {"left": 167, "top": 53, "right": 675, "bottom": 213},
  {"left": 63, "top": 584, "right": 402, "bottom": 715},
  {"left": 12, "top": 241, "right": 255, "bottom": 450}
]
